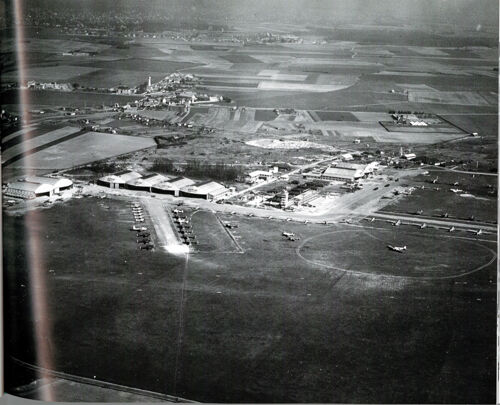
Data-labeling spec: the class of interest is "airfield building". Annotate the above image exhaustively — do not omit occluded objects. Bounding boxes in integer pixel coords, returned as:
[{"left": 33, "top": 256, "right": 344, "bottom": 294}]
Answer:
[
  {"left": 97, "top": 170, "right": 142, "bottom": 189},
  {"left": 24, "top": 176, "right": 73, "bottom": 193},
  {"left": 180, "top": 181, "right": 229, "bottom": 200},
  {"left": 4, "top": 176, "right": 73, "bottom": 199},
  {"left": 151, "top": 176, "right": 195, "bottom": 196},
  {"left": 246, "top": 169, "right": 276, "bottom": 184},
  {"left": 125, "top": 173, "right": 169, "bottom": 192},
  {"left": 320, "top": 165, "right": 364, "bottom": 183},
  {"left": 4, "top": 181, "right": 54, "bottom": 199}
]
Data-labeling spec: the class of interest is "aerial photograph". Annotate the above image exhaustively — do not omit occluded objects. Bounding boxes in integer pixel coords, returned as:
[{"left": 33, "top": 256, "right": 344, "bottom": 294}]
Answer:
[{"left": 1, "top": 0, "right": 498, "bottom": 403}]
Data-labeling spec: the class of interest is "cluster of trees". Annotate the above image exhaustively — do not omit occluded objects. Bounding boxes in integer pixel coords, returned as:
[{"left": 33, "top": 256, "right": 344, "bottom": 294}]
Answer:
[
  {"left": 152, "top": 158, "right": 243, "bottom": 182},
  {"left": 87, "top": 161, "right": 120, "bottom": 176}
]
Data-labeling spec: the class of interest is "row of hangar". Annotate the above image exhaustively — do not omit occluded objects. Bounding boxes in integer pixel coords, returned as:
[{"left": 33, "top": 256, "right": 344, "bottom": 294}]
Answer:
[
  {"left": 97, "top": 170, "right": 232, "bottom": 201},
  {"left": 4, "top": 176, "right": 73, "bottom": 199}
]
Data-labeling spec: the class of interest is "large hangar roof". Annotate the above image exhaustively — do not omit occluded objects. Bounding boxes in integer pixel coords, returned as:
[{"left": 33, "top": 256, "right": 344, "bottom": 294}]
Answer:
[
  {"left": 181, "top": 181, "right": 228, "bottom": 196},
  {"left": 127, "top": 173, "right": 169, "bottom": 187},
  {"left": 322, "top": 166, "right": 364, "bottom": 179},
  {"left": 24, "top": 176, "right": 73, "bottom": 189},
  {"left": 99, "top": 171, "right": 142, "bottom": 184},
  {"left": 7, "top": 181, "right": 53, "bottom": 194}
]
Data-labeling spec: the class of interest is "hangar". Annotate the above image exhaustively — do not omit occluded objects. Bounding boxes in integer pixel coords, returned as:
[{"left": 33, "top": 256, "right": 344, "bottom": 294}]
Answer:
[
  {"left": 126, "top": 173, "right": 169, "bottom": 192},
  {"left": 24, "top": 176, "right": 73, "bottom": 193},
  {"left": 152, "top": 177, "right": 195, "bottom": 196},
  {"left": 4, "top": 175, "right": 74, "bottom": 199},
  {"left": 5, "top": 181, "right": 55, "bottom": 199},
  {"left": 97, "top": 170, "right": 142, "bottom": 189},
  {"left": 180, "top": 181, "right": 229, "bottom": 200},
  {"left": 321, "top": 165, "right": 364, "bottom": 183}
]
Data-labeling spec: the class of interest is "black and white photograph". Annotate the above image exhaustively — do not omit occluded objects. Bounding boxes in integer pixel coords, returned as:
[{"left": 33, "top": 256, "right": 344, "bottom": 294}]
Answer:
[{"left": 1, "top": 0, "right": 498, "bottom": 403}]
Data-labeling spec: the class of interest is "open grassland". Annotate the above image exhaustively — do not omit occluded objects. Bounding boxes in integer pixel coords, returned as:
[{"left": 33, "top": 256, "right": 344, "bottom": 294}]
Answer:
[
  {"left": 1, "top": 65, "right": 101, "bottom": 83},
  {"left": 4, "top": 202, "right": 496, "bottom": 403},
  {"left": 1, "top": 126, "right": 81, "bottom": 164},
  {"left": 10, "top": 132, "right": 155, "bottom": 170}
]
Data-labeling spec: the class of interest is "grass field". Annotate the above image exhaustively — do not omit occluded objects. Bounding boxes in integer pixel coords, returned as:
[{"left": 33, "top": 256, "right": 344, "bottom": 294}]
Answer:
[
  {"left": 79, "top": 58, "right": 199, "bottom": 73},
  {"left": 380, "top": 170, "right": 497, "bottom": 221},
  {"left": 313, "top": 110, "right": 360, "bottom": 122},
  {"left": 2, "top": 126, "right": 81, "bottom": 164},
  {"left": 10, "top": 132, "right": 155, "bottom": 169},
  {"left": 4, "top": 202, "right": 496, "bottom": 403},
  {"left": 1, "top": 65, "right": 101, "bottom": 83},
  {"left": 189, "top": 210, "right": 241, "bottom": 253}
]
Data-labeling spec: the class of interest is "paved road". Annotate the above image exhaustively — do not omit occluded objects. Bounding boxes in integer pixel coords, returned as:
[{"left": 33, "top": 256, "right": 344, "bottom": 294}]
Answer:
[{"left": 141, "top": 197, "right": 188, "bottom": 254}]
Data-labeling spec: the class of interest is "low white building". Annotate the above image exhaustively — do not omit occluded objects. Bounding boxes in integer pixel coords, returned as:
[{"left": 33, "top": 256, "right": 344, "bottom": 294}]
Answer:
[{"left": 246, "top": 168, "right": 277, "bottom": 183}]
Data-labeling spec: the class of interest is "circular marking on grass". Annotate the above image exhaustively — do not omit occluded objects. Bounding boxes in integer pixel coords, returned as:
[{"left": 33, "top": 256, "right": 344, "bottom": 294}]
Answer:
[{"left": 296, "top": 229, "right": 496, "bottom": 280}]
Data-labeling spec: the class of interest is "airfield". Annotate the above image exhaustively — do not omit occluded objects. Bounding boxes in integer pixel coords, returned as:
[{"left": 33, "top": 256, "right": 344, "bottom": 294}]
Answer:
[{"left": 2, "top": 22, "right": 498, "bottom": 404}]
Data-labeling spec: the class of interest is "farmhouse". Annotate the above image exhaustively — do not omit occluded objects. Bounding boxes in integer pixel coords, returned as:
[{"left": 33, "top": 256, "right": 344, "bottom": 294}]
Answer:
[
  {"left": 402, "top": 153, "right": 416, "bottom": 160},
  {"left": 97, "top": 170, "right": 142, "bottom": 189},
  {"left": 180, "top": 181, "right": 229, "bottom": 200},
  {"left": 151, "top": 176, "right": 195, "bottom": 196}
]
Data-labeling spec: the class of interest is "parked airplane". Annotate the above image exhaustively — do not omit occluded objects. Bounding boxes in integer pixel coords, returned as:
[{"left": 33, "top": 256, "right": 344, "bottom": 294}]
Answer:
[
  {"left": 475, "top": 229, "right": 483, "bottom": 235},
  {"left": 387, "top": 245, "right": 406, "bottom": 253},
  {"left": 369, "top": 217, "right": 376, "bottom": 222},
  {"left": 282, "top": 231, "right": 295, "bottom": 237},
  {"left": 392, "top": 219, "right": 401, "bottom": 226},
  {"left": 131, "top": 225, "right": 147, "bottom": 231},
  {"left": 449, "top": 226, "right": 455, "bottom": 232},
  {"left": 420, "top": 223, "right": 427, "bottom": 229},
  {"left": 173, "top": 209, "right": 184, "bottom": 214}
]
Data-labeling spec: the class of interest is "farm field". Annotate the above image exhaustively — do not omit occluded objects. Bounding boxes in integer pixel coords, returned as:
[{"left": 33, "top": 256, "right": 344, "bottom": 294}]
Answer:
[
  {"left": 9, "top": 132, "right": 156, "bottom": 170},
  {"left": 1, "top": 126, "right": 82, "bottom": 164},
  {"left": 4, "top": 200, "right": 496, "bottom": 403},
  {"left": 1, "top": 65, "right": 101, "bottom": 83}
]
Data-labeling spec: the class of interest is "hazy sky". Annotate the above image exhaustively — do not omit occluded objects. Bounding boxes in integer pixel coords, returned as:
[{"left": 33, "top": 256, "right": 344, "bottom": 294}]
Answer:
[{"left": 25, "top": 0, "right": 499, "bottom": 29}]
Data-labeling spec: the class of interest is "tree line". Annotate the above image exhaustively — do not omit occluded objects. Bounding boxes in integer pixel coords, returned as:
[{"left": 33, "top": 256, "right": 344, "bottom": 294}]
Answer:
[{"left": 151, "top": 158, "right": 244, "bottom": 182}]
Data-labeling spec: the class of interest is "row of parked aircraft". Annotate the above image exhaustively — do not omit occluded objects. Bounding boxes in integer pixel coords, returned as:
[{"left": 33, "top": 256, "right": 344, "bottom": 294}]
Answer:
[
  {"left": 129, "top": 203, "right": 154, "bottom": 250},
  {"left": 131, "top": 202, "right": 145, "bottom": 223}
]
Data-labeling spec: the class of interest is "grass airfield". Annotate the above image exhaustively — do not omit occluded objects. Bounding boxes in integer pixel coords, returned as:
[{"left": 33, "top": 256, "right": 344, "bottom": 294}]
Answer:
[
  {"left": 2, "top": 24, "right": 498, "bottom": 404},
  {"left": 3, "top": 197, "right": 497, "bottom": 403}
]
